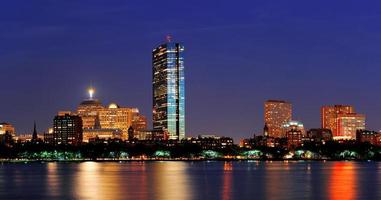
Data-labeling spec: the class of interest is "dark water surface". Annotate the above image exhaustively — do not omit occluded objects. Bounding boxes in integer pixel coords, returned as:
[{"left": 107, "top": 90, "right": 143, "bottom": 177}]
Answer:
[{"left": 0, "top": 161, "right": 380, "bottom": 200}]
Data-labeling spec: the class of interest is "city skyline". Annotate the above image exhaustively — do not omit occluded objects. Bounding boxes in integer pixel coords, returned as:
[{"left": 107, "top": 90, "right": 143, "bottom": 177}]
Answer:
[{"left": 1, "top": 1, "right": 381, "bottom": 142}]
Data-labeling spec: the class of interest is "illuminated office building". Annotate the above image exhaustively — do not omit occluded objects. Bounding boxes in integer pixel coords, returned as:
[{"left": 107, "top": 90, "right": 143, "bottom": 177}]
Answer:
[
  {"left": 336, "top": 113, "right": 365, "bottom": 140},
  {"left": 53, "top": 113, "right": 83, "bottom": 145},
  {"left": 152, "top": 37, "right": 185, "bottom": 140},
  {"left": 321, "top": 105, "right": 354, "bottom": 136},
  {"left": 83, "top": 128, "right": 123, "bottom": 143},
  {"left": 98, "top": 103, "right": 134, "bottom": 133},
  {"left": 282, "top": 120, "right": 306, "bottom": 148},
  {"left": 321, "top": 105, "right": 365, "bottom": 139},
  {"left": 264, "top": 100, "right": 292, "bottom": 138},
  {"left": 76, "top": 89, "right": 147, "bottom": 140},
  {"left": 77, "top": 88, "right": 103, "bottom": 129}
]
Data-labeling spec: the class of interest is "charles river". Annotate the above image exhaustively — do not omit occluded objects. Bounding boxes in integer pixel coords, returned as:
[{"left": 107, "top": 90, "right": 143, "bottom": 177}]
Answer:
[{"left": 0, "top": 161, "right": 380, "bottom": 200}]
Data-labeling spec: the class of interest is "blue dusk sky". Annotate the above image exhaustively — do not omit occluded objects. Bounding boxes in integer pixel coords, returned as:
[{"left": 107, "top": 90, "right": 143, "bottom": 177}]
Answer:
[{"left": 1, "top": 0, "right": 381, "bottom": 142}]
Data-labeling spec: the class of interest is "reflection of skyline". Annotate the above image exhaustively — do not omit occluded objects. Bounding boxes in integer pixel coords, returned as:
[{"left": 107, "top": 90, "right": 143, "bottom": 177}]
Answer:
[
  {"left": 74, "top": 162, "right": 126, "bottom": 200},
  {"left": 3, "top": 162, "right": 381, "bottom": 199},
  {"left": 153, "top": 162, "right": 193, "bottom": 200},
  {"left": 329, "top": 162, "right": 357, "bottom": 200},
  {"left": 222, "top": 162, "right": 233, "bottom": 200},
  {"left": 264, "top": 161, "right": 290, "bottom": 200},
  {"left": 46, "top": 163, "right": 60, "bottom": 197}
]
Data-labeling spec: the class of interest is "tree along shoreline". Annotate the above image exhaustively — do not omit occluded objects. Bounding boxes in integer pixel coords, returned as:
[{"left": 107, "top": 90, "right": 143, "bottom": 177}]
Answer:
[
  {"left": 0, "top": 158, "right": 379, "bottom": 163},
  {"left": 1, "top": 140, "right": 381, "bottom": 161}
]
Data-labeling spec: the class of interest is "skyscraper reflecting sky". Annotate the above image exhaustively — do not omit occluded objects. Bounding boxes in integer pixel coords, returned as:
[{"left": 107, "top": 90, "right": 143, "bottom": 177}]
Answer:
[{"left": 152, "top": 38, "right": 185, "bottom": 140}]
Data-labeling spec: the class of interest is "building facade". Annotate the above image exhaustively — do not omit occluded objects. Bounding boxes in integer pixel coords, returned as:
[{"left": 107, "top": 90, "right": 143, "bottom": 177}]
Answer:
[
  {"left": 356, "top": 130, "right": 381, "bottom": 146},
  {"left": 77, "top": 99, "right": 103, "bottom": 130},
  {"left": 307, "top": 128, "right": 333, "bottom": 142},
  {"left": 282, "top": 121, "right": 306, "bottom": 149},
  {"left": 152, "top": 39, "right": 185, "bottom": 140},
  {"left": 264, "top": 100, "right": 292, "bottom": 138},
  {"left": 321, "top": 105, "right": 365, "bottom": 139},
  {"left": 336, "top": 113, "right": 365, "bottom": 140},
  {"left": 82, "top": 128, "right": 123, "bottom": 143},
  {"left": 76, "top": 90, "right": 147, "bottom": 141},
  {"left": 321, "top": 105, "right": 354, "bottom": 137},
  {"left": 0, "top": 123, "right": 15, "bottom": 135},
  {"left": 183, "top": 135, "right": 234, "bottom": 150},
  {"left": 52, "top": 113, "right": 83, "bottom": 145}
]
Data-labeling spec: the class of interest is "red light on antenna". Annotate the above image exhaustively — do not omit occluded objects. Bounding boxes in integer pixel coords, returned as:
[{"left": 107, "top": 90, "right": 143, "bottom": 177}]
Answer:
[{"left": 166, "top": 35, "right": 172, "bottom": 42}]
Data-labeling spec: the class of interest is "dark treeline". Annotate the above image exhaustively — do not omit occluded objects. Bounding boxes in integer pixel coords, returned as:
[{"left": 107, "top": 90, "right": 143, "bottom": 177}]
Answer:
[{"left": 1, "top": 140, "right": 381, "bottom": 160}]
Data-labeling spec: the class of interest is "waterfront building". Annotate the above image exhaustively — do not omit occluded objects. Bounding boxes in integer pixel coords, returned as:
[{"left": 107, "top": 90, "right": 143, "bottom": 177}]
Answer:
[
  {"left": 336, "top": 113, "right": 365, "bottom": 140},
  {"left": 128, "top": 129, "right": 167, "bottom": 141},
  {"left": 152, "top": 37, "right": 185, "bottom": 140},
  {"left": 307, "top": 128, "right": 333, "bottom": 142},
  {"left": 356, "top": 130, "right": 381, "bottom": 146},
  {"left": 128, "top": 126, "right": 134, "bottom": 141},
  {"left": 52, "top": 113, "right": 83, "bottom": 145},
  {"left": 0, "top": 122, "right": 15, "bottom": 135},
  {"left": 76, "top": 89, "right": 147, "bottom": 140},
  {"left": 321, "top": 105, "right": 365, "bottom": 140},
  {"left": 82, "top": 128, "right": 123, "bottom": 143},
  {"left": 43, "top": 132, "right": 54, "bottom": 144},
  {"left": 240, "top": 136, "right": 287, "bottom": 148},
  {"left": 77, "top": 93, "right": 104, "bottom": 130},
  {"left": 98, "top": 104, "right": 133, "bottom": 135},
  {"left": 16, "top": 134, "right": 44, "bottom": 143},
  {"left": 282, "top": 120, "right": 306, "bottom": 149},
  {"left": 264, "top": 100, "right": 292, "bottom": 138},
  {"left": 184, "top": 135, "right": 234, "bottom": 150},
  {"left": 321, "top": 105, "right": 354, "bottom": 136},
  {"left": 0, "top": 132, "right": 13, "bottom": 147}
]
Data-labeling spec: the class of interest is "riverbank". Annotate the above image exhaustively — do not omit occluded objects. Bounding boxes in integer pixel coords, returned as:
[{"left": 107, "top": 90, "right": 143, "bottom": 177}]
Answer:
[{"left": 0, "top": 158, "right": 378, "bottom": 163}]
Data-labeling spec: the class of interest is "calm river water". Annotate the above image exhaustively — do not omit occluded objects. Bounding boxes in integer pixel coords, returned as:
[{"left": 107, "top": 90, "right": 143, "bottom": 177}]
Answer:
[{"left": 0, "top": 161, "right": 380, "bottom": 200}]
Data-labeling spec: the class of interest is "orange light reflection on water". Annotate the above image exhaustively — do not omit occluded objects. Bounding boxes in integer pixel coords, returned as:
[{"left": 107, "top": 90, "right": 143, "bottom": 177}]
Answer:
[
  {"left": 222, "top": 162, "right": 233, "bottom": 200},
  {"left": 74, "top": 162, "right": 124, "bottom": 200},
  {"left": 329, "top": 162, "right": 357, "bottom": 200},
  {"left": 153, "top": 162, "right": 192, "bottom": 200},
  {"left": 46, "top": 163, "right": 60, "bottom": 197}
]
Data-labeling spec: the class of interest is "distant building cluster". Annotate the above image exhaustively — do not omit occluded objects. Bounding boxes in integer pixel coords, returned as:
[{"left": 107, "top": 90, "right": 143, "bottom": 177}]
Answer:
[{"left": 241, "top": 100, "right": 378, "bottom": 150}]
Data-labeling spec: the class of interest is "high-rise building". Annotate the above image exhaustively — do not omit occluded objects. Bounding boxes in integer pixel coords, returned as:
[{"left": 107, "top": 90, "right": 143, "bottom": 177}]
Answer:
[
  {"left": 321, "top": 105, "right": 365, "bottom": 139},
  {"left": 321, "top": 105, "right": 354, "bottom": 136},
  {"left": 264, "top": 100, "right": 292, "bottom": 138},
  {"left": 152, "top": 37, "right": 185, "bottom": 140},
  {"left": 53, "top": 113, "right": 83, "bottom": 145}
]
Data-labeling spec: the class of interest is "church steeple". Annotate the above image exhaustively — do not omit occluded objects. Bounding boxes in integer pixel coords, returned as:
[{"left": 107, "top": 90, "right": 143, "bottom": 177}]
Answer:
[
  {"left": 32, "top": 121, "right": 38, "bottom": 141},
  {"left": 264, "top": 123, "right": 269, "bottom": 137}
]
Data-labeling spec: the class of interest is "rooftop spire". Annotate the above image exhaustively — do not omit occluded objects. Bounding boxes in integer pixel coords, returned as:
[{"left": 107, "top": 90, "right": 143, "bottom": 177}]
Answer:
[{"left": 32, "top": 121, "right": 38, "bottom": 141}]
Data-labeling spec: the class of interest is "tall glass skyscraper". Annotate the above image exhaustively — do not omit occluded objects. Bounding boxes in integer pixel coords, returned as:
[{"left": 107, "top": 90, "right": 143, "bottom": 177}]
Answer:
[{"left": 152, "top": 39, "right": 185, "bottom": 140}]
